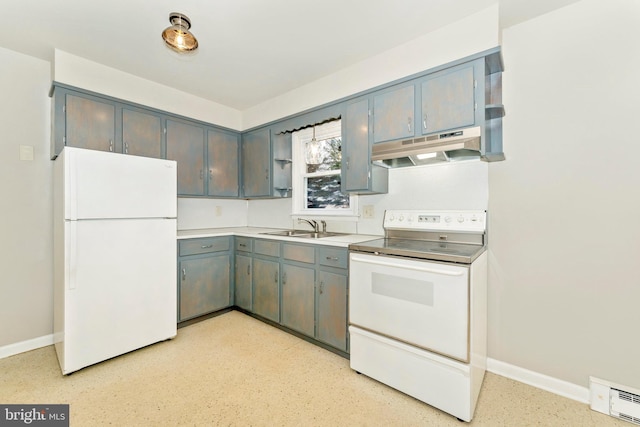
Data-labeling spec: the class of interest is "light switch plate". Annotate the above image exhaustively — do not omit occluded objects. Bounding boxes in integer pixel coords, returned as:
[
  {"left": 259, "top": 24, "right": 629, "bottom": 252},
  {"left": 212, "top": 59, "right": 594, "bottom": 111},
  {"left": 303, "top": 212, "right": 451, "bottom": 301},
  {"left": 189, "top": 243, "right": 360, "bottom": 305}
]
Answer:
[{"left": 19, "top": 145, "right": 34, "bottom": 161}]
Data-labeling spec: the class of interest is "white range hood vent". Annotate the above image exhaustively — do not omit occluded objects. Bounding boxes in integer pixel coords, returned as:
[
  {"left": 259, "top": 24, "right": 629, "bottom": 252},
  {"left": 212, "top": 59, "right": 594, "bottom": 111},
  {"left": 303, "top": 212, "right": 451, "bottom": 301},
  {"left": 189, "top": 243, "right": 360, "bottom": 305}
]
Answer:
[{"left": 372, "top": 126, "right": 481, "bottom": 168}]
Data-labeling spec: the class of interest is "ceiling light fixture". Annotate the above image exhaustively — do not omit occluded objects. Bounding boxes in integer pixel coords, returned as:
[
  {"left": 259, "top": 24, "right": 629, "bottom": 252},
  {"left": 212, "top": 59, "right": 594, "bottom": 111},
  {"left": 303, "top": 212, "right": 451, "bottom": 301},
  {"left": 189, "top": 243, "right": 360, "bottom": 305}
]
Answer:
[{"left": 162, "top": 13, "right": 198, "bottom": 53}]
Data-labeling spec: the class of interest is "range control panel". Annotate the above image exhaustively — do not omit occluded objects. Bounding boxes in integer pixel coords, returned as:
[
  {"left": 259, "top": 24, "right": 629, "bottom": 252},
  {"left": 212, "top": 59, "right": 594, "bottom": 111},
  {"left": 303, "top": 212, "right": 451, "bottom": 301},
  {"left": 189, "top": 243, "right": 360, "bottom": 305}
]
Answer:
[{"left": 383, "top": 210, "right": 486, "bottom": 232}]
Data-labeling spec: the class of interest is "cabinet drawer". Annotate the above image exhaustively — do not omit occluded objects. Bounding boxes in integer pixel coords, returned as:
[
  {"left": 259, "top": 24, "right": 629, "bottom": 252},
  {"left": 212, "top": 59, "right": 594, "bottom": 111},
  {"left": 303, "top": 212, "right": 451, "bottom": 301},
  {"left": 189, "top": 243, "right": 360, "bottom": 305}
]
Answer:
[
  {"left": 179, "top": 237, "right": 230, "bottom": 256},
  {"left": 283, "top": 244, "right": 315, "bottom": 264},
  {"left": 319, "top": 247, "right": 348, "bottom": 269},
  {"left": 254, "top": 239, "right": 280, "bottom": 257},
  {"left": 235, "top": 237, "right": 253, "bottom": 252}
]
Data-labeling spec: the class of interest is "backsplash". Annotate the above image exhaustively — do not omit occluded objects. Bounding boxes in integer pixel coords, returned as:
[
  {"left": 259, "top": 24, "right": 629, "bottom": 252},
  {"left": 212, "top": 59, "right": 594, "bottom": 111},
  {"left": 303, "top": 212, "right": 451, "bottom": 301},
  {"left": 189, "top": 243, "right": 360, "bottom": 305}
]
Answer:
[{"left": 178, "top": 160, "right": 488, "bottom": 235}]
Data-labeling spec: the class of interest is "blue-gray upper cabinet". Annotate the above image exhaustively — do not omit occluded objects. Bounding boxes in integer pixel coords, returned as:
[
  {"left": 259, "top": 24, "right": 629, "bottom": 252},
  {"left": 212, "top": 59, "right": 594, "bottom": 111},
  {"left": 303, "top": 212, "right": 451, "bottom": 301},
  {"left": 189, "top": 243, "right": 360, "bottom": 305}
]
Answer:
[
  {"left": 52, "top": 90, "right": 116, "bottom": 157},
  {"left": 207, "top": 128, "right": 240, "bottom": 197},
  {"left": 241, "top": 127, "right": 271, "bottom": 198},
  {"left": 166, "top": 119, "right": 206, "bottom": 197},
  {"left": 342, "top": 98, "right": 388, "bottom": 194},
  {"left": 372, "top": 83, "right": 415, "bottom": 144},
  {"left": 419, "top": 60, "right": 480, "bottom": 135},
  {"left": 122, "top": 106, "right": 163, "bottom": 159}
]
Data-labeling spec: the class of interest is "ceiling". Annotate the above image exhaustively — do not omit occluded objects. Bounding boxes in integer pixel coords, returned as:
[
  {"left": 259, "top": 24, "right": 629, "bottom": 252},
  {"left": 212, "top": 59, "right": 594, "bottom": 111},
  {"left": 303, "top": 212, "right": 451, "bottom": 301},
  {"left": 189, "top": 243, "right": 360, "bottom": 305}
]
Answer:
[{"left": 2, "top": 0, "right": 580, "bottom": 111}]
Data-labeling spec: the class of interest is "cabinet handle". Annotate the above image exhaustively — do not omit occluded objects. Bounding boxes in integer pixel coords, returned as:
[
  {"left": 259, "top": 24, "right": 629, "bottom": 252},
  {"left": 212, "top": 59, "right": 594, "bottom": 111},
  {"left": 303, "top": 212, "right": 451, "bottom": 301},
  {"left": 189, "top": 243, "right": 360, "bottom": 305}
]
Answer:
[
  {"left": 182, "top": 268, "right": 186, "bottom": 281},
  {"left": 200, "top": 169, "right": 203, "bottom": 180},
  {"left": 282, "top": 272, "right": 287, "bottom": 285},
  {"left": 407, "top": 117, "right": 412, "bottom": 132},
  {"left": 423, "top": 115, "right": 427, "bottom": 130},
  {"left": 274, "top": 271, "right": 278, "bottom": 283},
  {"left": 247, "top": 264, "right": 250, "bottom": 275},
  {"left": 109, "top": 139, "right": 113, "bottom": 152},
  {"left": 319, "top": 281, "right": 324, "bottom": 295},
  {"left": 346, "top": 158, "right": 350, "bottom": 170},
  {"left": 209, "top": 169, "right": 213, "bottom": 180},
  {"left": 239, "top": 243, "right": 246, "bottom": 248},
  {"left": 265, "top": 168, "right": 269, "bottom": 181},
  {"left": 326, "top": 256, "right": 339, "bottom": 261},
  {"left": 201, "top": 244, "right": 213, "bottom": 249},
  {"left": 124, "top": 142, "right": 129, "bottom": 154}
]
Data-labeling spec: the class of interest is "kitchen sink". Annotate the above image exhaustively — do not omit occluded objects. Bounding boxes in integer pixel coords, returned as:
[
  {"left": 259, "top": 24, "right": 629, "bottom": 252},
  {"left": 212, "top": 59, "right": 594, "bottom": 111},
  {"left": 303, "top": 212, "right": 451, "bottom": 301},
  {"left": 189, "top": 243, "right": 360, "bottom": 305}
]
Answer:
[{"left": 260, "top": 230, "right": 347, "bottom": 239}]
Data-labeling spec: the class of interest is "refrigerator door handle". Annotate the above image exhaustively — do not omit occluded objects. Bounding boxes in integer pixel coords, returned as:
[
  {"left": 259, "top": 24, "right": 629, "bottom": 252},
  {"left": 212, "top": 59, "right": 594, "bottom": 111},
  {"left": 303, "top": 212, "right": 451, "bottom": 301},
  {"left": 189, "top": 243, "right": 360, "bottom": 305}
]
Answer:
[{"left": 68, "top": 222, "right": 77, "bottom": 290}]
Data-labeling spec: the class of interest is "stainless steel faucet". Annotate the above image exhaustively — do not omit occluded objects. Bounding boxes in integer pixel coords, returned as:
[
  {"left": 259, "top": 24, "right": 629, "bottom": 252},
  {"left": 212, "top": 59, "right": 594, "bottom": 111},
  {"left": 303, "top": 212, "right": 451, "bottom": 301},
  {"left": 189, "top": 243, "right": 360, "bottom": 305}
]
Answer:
[
  {"left": 298, "top": 218, "right": 319, "bottom": 232},
  {"left": 320, "top": 220, "right": 327, "bottom": 232}
]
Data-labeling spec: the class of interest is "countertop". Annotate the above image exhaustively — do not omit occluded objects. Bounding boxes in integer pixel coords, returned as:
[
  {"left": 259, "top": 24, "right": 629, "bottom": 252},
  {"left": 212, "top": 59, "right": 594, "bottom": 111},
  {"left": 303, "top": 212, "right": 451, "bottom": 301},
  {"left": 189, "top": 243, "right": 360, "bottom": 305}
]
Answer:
[{"left": 177, "top": 227, "right": 382, "bottom": 248}]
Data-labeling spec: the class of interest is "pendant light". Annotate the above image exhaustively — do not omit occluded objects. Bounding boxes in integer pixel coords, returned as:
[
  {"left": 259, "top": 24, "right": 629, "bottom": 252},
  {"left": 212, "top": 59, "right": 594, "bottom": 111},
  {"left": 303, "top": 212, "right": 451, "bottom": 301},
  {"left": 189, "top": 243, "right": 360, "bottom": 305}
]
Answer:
[
  {"left": 162, "top": 13, "right": 198, "bottom": 53},
  {"left": 305, "top": 126, "right": 323, "bottom": 165}
]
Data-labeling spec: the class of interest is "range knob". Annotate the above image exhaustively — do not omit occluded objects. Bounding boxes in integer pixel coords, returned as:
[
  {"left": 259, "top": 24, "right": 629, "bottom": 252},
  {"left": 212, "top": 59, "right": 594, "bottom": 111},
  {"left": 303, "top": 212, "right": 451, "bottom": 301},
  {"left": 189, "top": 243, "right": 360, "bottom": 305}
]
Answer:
[
  {"left": 444, "top": 216, "right": 452, "bottom": 223},
  {"left": 457, "top": 216, "right": 465, "bottom": 223},
  {"left": 388, "top": 214, "right": 395, "bottom": 221},
  {"left": 399, "top": 215, "right": 404, "bottom": 222},
  {"left": 407, "top": 214, "right": 414, "bottom": 222}
]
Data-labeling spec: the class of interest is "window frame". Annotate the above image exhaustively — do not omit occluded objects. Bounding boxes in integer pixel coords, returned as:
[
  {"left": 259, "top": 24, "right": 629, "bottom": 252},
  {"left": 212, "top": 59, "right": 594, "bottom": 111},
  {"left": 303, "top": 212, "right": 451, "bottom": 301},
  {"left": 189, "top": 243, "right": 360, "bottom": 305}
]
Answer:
[{"left": 291, "top": 121, "right": 358, "bottom": 218}]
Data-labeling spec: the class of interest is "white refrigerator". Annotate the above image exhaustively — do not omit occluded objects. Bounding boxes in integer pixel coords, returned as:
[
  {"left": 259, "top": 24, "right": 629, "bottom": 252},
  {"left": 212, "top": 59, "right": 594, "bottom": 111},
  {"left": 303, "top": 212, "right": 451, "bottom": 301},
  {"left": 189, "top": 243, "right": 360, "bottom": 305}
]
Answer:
[{"left": 53, "top": 147, "right": 177, "bottom": 375}]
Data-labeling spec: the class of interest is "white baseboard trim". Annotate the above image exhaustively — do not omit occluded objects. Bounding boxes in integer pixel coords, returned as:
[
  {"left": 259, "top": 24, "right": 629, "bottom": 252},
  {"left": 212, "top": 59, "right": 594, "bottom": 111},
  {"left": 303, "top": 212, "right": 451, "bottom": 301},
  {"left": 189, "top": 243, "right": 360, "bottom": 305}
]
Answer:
[
  {"left": 0, "top": 334, "right": 54, "bottom": 360},
  {"left": 487, "top": 358, "right": 589, "bottom": 403}
]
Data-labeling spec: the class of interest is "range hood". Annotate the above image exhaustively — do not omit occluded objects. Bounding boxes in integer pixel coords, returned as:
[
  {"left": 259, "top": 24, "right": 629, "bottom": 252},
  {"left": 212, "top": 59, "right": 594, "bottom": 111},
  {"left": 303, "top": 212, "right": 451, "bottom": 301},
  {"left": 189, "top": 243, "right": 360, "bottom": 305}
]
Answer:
[{"left": 372, "top": 126, "right": 481, "bottom": 168}]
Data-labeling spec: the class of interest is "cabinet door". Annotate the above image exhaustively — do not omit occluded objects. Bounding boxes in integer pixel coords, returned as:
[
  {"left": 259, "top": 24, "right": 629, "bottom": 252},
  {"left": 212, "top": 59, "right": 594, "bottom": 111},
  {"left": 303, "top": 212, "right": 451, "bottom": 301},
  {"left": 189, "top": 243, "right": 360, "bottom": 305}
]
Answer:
[
  {"left": 343, "top": 98, "right": 370, "bottom": 192},
  {"left": 122, "top": 107, "right": 163, "bottom": 158},
  {"left": 421, "top": 63, "right": 475, "bottom": 134},
  {"left": 208, "top": 129, "right": 239, "bottom": 197},
  {"left": 179, "top": 254, "right": 231, "bottom": 321},
  {"left": 166, "top": 119, "right": 205, "bottom": 196},
  {"left": 65, "top": 93, "right": 116, "bottom": 153},
  {"left": 241, "top": 128, "right": 271, "bottom": 197},
  {"left": 235, "top": 254, "right": 252, "bottom": 311},
  {"left": 317, "top": 271, "right": 348, "bottom": 351},
  {"left": 373, "top": 84, "right": 414, "bottom": 144},
  {"left": 252, "top": 258, "right": 279, "bottom": 322},
  {"left": 281, "top": 263, "right": 315, "bottom": 337}
]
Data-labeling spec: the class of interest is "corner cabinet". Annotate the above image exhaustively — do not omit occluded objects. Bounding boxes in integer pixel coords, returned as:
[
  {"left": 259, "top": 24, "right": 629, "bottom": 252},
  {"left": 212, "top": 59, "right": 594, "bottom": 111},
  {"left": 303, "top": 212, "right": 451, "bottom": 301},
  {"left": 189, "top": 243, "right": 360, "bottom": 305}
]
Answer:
[
  {"left": 207, "top": 128, "right": 240, "bottom": 197},
  {"left": 177, "top": 237, "right": 233, "bottom": 322},
  {"left": 233, "top": 237, "right": 349, "bottom": 354},
  {"left": 241, "top": 128, "right": 272, "bottom": 198}
]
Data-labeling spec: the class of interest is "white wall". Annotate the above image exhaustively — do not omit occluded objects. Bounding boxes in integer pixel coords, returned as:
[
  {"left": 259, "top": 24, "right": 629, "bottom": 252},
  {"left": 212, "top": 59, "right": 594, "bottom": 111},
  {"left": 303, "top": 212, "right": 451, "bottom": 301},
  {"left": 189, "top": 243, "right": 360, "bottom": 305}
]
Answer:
[
  {"left": 490, "top": 0, "right": 640, "bottom": 388},
  {"left": 0, "top": 47, "right": 53, "bottom": 347},
  {"left": 242, "top": 5, "right": 500, "bottom": 129},
  {"left": 177, "top": 198, "right": 249, "bottom": 230},
  {"left": 53, "top": 50, "right": 242, "bottom": 130}
]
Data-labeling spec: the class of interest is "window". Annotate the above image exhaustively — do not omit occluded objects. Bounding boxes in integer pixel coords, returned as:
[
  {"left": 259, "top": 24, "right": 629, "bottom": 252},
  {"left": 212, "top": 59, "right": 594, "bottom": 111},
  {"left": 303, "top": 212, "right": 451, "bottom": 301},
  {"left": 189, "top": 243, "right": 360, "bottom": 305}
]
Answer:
[{"left": 291, "top": 119, "right": 357, "bottom": 216}]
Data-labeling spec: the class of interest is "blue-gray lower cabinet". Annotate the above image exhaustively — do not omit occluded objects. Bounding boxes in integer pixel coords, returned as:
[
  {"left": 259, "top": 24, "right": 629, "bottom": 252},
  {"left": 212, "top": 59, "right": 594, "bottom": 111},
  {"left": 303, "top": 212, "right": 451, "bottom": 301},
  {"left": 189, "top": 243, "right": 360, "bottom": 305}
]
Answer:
[
  {"left": 317, "top": 271, "right": 348, "bottom": 352},
  {"left": 233, "top": 237, "right": 348, "bottom": 353},
  {"left": 178, "top": 237, "right": 232, "bottom": 322}
]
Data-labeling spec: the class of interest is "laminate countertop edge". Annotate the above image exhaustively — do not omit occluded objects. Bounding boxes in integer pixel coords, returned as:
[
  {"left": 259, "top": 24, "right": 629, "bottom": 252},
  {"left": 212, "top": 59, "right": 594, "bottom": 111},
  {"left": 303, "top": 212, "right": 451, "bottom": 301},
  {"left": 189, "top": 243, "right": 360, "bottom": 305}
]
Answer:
[{"left": 177, "top": 227, "right": 382, "bottom": 248}]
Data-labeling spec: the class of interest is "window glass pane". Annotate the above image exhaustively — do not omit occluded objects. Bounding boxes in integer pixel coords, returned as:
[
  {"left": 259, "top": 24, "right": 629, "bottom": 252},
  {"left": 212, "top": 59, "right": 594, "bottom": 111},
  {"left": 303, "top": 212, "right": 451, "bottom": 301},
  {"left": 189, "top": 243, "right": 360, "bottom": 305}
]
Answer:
[
  {"left": 306, "top": 137, "right": 342, "bottom": 173},
  {"left": 306, "top": 174, "right": 350, "bottom": 209}
]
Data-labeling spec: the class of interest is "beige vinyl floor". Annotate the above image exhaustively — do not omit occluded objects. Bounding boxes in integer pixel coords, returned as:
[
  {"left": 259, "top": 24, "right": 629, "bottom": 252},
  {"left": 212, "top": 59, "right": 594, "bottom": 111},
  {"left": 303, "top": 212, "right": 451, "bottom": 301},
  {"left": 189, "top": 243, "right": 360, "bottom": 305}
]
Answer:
[{"left": 0, "top": 311, "right": 628, "bottom": 426}]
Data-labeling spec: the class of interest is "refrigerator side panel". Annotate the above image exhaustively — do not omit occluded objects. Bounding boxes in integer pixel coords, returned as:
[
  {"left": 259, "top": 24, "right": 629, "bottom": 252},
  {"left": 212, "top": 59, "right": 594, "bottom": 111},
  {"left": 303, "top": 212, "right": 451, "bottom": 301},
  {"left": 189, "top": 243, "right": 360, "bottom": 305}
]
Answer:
[
  {"left": 65, "top": 147, "right": 177, "bottom": 220},
  {"left": 53, "top": 153, "right": 66, "bottom": 370},
  {"left": 62, "top": 218, "right": 177, "bottom": 374}
]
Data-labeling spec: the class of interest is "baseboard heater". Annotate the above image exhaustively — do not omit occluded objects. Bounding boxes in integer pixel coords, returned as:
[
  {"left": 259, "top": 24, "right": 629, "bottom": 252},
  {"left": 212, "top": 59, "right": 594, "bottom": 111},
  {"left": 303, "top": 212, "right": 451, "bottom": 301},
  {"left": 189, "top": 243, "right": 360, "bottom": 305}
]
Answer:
[{"left": 590, "top": 377, "right": 640, "bottom": 425}]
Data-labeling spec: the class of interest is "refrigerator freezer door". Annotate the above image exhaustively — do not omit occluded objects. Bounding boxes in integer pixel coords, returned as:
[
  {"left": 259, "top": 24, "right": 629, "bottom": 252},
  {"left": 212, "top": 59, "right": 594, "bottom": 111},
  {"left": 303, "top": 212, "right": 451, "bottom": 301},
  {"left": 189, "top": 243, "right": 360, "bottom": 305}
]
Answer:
[
  {"left": 62, "top": 147, "right": 177, "bottom": 220},
  {"left": 58, "top": 218, "right": 177, "bottom": 374}
]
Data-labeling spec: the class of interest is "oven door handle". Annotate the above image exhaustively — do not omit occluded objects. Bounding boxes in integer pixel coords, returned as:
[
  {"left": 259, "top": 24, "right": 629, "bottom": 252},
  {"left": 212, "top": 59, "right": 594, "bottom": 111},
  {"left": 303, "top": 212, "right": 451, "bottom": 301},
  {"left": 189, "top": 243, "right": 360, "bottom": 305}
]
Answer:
[{"left": 350, "top": 254, "right": 465, "bottom": 276}]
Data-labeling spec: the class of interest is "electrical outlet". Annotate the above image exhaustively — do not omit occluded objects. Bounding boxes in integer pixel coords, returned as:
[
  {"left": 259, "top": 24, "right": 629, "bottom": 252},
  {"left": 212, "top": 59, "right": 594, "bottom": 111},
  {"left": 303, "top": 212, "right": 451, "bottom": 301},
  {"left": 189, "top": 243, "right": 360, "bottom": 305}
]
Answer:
[
  {"left": 363, "top": 205, "right": 375, "bottom": 219},
  {"left": 215, "top": 206, "right": 222, "bottom": 217}
]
